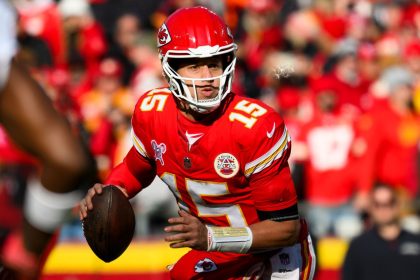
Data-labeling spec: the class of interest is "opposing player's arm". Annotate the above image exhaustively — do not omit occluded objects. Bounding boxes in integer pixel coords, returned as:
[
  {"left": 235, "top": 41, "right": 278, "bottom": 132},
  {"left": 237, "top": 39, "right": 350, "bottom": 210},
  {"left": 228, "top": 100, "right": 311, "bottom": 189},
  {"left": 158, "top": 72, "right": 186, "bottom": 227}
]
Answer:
[
  {"left": 0, "top": 60, "right": 95, "bottom": 193},
  {"left": 0, "top": 60, "right": 97, "bottom": 256}
]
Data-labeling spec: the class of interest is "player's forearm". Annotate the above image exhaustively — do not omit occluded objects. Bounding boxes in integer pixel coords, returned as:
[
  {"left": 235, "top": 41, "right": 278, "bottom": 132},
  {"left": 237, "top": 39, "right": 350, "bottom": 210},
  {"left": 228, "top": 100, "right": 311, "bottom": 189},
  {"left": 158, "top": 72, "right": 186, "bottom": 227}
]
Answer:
[
  {"left": 105, "top": 162, "right": 144, "bottom": 198},
  {"left": 205, "top": 219, "right": 301, "bottom": 254},
  {"left": 40, "top": 141, "right": 97, "bottom": 192},
  {"left": 249, "top": 219, "right": 300, "bottom": 250},
  {"left": 106, "top": 147, "right": 156, "bottom": 198},
  {"left": 2, "top": 60, "right": 96, "bottom": 192}
]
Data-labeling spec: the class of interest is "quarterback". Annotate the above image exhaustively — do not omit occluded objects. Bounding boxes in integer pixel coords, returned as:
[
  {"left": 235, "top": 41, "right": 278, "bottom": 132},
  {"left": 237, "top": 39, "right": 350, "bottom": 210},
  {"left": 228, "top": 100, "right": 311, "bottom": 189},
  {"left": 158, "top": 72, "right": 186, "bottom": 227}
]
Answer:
[{"left": 80, "top": 6, "right": 316, "bottom": 279}]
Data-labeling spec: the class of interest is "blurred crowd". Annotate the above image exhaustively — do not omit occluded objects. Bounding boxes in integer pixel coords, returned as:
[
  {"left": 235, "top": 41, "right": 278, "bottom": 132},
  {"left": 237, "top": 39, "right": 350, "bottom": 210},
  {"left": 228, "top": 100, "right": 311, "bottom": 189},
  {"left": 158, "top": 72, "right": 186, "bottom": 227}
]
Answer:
[{"left": 0, "top": 0, "right": 419, "bottom": 255}]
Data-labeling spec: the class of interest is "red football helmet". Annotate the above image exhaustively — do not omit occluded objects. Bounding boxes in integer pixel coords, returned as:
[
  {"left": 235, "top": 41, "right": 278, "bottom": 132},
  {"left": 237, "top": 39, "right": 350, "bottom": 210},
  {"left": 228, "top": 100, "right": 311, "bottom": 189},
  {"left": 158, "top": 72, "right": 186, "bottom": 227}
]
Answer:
[{"left": 157, "top": 6, "right": 237, "bottom": 113}]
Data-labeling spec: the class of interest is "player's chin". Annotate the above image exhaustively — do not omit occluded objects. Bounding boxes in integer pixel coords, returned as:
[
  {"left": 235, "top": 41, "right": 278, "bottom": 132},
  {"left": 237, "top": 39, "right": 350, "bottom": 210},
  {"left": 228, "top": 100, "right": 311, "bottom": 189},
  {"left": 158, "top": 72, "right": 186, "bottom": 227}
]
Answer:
[{"left": 197, "top": 88, "right": 218, "bottom": 99}]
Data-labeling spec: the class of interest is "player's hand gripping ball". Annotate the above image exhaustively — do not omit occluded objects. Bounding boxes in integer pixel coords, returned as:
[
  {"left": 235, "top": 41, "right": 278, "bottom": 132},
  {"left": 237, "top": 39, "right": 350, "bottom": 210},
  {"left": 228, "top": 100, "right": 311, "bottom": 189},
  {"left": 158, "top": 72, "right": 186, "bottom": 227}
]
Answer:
[{"left": 82, "top": 185, "right": 135, "bottom": 262}]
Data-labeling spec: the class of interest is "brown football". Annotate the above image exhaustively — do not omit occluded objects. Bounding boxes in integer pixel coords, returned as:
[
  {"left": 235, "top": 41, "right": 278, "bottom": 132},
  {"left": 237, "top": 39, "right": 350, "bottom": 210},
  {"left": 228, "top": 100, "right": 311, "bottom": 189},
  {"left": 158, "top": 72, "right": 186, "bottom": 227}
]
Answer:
[{"left": 82, "top": 185, "right": 135, "bottom": 262}]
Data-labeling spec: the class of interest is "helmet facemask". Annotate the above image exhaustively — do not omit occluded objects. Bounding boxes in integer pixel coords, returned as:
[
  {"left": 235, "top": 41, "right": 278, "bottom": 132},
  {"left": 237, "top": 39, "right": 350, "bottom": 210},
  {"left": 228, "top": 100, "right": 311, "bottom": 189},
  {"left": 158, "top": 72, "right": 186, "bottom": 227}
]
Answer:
[{"left": 161, "top": 44, "right": 237, "bottom": 114}]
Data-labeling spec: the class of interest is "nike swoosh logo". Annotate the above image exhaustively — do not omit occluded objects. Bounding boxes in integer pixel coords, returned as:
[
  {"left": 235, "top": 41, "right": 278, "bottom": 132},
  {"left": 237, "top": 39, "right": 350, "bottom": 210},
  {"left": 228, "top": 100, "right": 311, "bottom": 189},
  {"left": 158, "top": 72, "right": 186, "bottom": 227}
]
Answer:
[
  {"left": 267, "top": 122, "right": 276, "bottom": 138},
  {"left": 186, "top": 131, "right": 204, "bottom": 140},
  {"left": 185, "top": 131, "right": 204, "bottom": 150}
]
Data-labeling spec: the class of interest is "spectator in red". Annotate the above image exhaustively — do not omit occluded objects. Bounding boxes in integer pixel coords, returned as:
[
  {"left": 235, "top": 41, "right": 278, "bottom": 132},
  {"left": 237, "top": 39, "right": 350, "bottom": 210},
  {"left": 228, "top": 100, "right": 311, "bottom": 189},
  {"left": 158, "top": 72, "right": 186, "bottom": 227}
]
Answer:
[
  {"left": 58, "top": 0, "right": 108, "bottom": 99},
  {"left": 312, "top": 0, "right": 349, "bottom": 42},
  {"left": 239, "top": 0, "right": 283, "bottom": 72},
  {"left": 78, "top": 57, "right": 134, "bottom": 179},
  {"left": 296, "top": 77, "right": 363, "bottom": 240},
  {"left": 357, "top": 43, "right": 381, "bottom": 90},
  {"left": 236, "top": 0, "right": 297, "bottom": 101},
  {"left": 59, "top": 0, "right": 108, "bottom": 61},
  {"left": 16, "top": 0, "right": 66, "bottom": 66},
  {"left": 372, "top": 2, "right": 414, "bottom": 69},
  {"left": 318, "top": 39, "right": 370, "bottom": 111},
  {"left": 42, "top": 67, "right": 85, "bottom": 129},
  {"left": 128, "top": 43, "right": 166, "bottom": 98},
  {"left": 276, "top": 87, "right": 308, "bottom": 199},
  {"left": 277, "top": 87, "right": 302, "bottom": 142},
  {"left": 107, "top": 13, "right": 144, "bottom": 86},
  {"left": 356, "top": 66, "right": 420, "bottom": 203}
]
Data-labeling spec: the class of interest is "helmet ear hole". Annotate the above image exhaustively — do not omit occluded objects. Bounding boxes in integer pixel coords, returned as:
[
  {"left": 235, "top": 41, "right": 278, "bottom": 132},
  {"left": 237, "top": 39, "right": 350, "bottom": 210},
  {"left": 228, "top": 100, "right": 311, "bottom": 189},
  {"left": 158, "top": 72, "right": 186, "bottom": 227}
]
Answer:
[
  {"left": 162, "top": 71, "right": 169, "bottom": 81},
  {"left": 168, "top": 79, "right": 179, "bottom": 92},
  {"left": 222, "top": 53, "right": 234, "bottom": 70}
]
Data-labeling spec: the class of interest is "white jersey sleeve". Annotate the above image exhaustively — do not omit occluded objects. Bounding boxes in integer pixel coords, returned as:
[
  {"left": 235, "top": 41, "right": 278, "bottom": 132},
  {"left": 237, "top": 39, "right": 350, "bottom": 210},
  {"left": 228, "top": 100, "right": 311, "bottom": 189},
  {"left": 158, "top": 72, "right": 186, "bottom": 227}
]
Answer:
[{"left": 0, "top": 0, "right": 18, "bottom": 90}]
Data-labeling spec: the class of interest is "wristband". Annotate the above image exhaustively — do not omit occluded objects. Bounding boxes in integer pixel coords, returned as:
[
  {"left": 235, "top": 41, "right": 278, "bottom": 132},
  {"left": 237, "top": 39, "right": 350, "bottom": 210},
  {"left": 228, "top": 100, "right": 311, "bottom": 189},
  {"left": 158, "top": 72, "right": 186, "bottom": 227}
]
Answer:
[
  {"left": 206, "top": 226, "right": 253, "bottom": 254},
  {"left": 23, "top": 178, "right": 82, "bottom": 233}
]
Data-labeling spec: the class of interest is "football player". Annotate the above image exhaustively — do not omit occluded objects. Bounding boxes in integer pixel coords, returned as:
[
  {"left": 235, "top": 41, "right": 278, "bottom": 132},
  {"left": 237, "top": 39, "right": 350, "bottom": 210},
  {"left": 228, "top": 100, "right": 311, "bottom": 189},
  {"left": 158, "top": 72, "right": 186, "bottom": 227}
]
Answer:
[
  {"left": 80, "top": 6, "right": 316, "bottom": 279},
  {"left": 0, "top": 0, "right": 96, "bottom": 279}
]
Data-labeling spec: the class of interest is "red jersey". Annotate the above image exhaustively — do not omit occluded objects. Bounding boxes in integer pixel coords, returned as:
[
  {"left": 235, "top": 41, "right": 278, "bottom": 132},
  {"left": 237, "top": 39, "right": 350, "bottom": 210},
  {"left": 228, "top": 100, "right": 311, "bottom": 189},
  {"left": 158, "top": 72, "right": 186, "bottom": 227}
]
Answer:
[
  {"left": 356, "top": 103, "right": 420, "bottom": 197},
  {"left": 109, "top": 88, "right": 297, "bottom": 228},
  {"left": 298, "top": 111, "right": 359, "bottom": 205}
]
